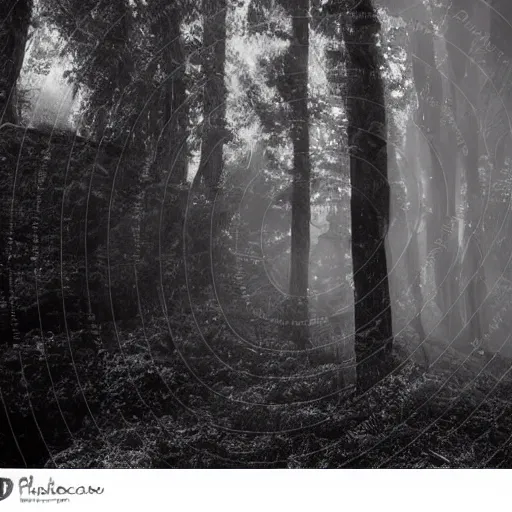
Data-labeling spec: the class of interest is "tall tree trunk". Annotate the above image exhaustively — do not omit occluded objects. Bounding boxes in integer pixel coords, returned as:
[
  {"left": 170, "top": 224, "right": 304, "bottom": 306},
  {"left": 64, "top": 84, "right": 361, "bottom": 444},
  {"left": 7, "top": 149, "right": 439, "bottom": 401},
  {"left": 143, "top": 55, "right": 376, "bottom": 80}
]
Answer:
[
  {"left": 443, "top": 0, "right": 476, "bottom": 343},
  {"left": 403, "top": 119, "right": 426, "bottom": 343},
  {"left": 154, "top": 8, "right": 188, "bottom": 185},
  {"left": 343, "top": 0, "right": 393, "bottom": 392},
  {"left": 286, "top": 0, "right": 311, "bottom": 349},
  {"left": 0, "top": 0, "right": 32, "bottom": 124},
  {"left": 460, "top": 51, "right": 488, "bottom": 353},
  {"left": 151, "top": 6, "right": 189, "bottom": 280},
  {"left": 439, "top": 110, "right": 462, "bottom": 340},
  {"left": 409, "top": 9, "right": 457, "bottom": 338},
  {"left": 193, "top": 0, "right": 228, "bottom": 199},
  {"left": 446, "top": 1, "right": 488, "bottom": 351}
]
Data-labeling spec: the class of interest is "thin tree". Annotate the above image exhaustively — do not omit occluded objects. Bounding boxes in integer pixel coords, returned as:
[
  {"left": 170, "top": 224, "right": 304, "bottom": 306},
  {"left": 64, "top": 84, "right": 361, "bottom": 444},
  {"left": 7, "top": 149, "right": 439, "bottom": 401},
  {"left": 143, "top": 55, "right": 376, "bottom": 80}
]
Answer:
[{"left": 402, "top": 118, "right": 427, "bottom": 344}]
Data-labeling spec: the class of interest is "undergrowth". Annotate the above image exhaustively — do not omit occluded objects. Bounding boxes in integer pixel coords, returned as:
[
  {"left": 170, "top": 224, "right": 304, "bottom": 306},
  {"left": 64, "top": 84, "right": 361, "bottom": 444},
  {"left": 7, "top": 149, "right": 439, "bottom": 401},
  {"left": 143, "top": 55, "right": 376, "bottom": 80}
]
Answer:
[{"left": 2, "top": 312, "right": 512, "bottom": 469}]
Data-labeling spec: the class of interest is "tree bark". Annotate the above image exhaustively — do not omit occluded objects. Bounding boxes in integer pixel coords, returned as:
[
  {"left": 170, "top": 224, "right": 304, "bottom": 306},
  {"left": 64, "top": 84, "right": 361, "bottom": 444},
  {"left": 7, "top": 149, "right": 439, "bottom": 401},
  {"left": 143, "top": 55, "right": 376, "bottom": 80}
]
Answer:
[
  {"left": 154, "top": 7, "right": 188, "bottom": 185},
  {"left": 193, "top": 0, "right": 228, "bottom": 199},
  {"left": 286, "top": 0, "right": 311, "bottom": 350},
  {"left": 342, "top": 0, "right": 393, "bottom": 392}
]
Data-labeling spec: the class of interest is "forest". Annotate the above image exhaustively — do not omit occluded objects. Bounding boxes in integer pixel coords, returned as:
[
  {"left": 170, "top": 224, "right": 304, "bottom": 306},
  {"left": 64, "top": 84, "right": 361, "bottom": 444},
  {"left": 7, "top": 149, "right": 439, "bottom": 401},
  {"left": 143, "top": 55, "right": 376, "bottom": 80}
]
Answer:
[{"left": 1, "top": 0, "right": 512, "bottom": 468}]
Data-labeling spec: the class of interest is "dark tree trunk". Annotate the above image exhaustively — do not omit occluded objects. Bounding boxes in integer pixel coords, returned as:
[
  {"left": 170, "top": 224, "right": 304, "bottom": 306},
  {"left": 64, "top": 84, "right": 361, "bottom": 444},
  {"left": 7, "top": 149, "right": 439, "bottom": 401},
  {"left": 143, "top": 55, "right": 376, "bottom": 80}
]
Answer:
[
  {"left": 343, "top": 1, "right": 393, "bottom": 392},
  {"left": 0, "top": 0, "right": 32, "bottom": 124},
  {"left": 286, "top": 0, "right": 311, "bottom": 349},
  {"left": 152, "top": 6, "right": 189, "bottom": 281},
  {"left": 154, "top": 8, "right": 188, "bottom": 185},
  {"left": 193, "top": 0, "right": 228, "bottom": 199}
]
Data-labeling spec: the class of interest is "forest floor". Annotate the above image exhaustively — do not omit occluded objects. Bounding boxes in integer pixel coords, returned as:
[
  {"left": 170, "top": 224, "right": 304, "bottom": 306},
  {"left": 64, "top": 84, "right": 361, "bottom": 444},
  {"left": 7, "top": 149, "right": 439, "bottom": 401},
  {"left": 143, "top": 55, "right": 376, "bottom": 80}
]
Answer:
[{"left": 2, "top": 316, "right": 512, "bottom": 469}]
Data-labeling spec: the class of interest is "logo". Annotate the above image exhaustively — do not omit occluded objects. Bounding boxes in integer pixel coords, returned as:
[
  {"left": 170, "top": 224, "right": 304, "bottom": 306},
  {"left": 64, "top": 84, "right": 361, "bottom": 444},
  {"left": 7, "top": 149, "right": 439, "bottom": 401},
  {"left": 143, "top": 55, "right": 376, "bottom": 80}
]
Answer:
[
  {"left": 0, "top": 475, "right": 105, "bottom": 504},
  {"left": 18, "top": 476, "right": 104, "bottom": 504},
  {"left": 0, "top": 478, "right": 13, "bottom": 501}
]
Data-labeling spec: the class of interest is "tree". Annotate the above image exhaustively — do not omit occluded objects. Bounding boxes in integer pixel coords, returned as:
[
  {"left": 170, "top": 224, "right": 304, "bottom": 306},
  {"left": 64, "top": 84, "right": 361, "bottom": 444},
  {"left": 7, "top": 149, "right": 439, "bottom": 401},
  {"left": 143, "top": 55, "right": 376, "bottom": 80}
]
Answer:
[
  {"left": 152, "top": 5, "right": 189, "bottom": 185},
  {"left": 40, "top": 0, "right": 195, "bottom": 322},
  {"left": 342, "top": 0, "right": 393, "bottom": 391},
  {"left": 399, "top": 117, "right": 427, "bottom": 343},
  {"left": 279, "top": 0, "right": 312, "bottom": 349},
  {"left": 407, "top": 3, "right": 461, "bottom": 340},
  {"left": 445, "top": 1, "right": 488, "bottom": 353},
  {"left": 0, "top": 0, "right": 33, "bottom": 124},
  {"left": 193, "top": 0, "right": 228, "bottom": 198}
]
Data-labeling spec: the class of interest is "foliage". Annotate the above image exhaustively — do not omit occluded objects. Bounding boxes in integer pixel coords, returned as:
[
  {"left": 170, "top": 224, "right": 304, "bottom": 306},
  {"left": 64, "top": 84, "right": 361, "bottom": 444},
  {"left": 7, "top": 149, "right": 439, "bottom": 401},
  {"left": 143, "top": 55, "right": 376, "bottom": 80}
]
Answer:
[
  {"left": 3, "top": 0, "right": 512, "bottom": 469},
  {"left": 3, "top": 323, "right": 512, "bottom": 468}
]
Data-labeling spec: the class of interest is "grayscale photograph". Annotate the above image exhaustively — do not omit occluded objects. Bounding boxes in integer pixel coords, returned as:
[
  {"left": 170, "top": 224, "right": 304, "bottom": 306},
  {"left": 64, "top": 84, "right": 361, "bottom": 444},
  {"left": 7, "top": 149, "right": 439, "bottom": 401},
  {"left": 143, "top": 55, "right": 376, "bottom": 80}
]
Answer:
[{"left": 1, "top": 0, "right": 511, "bottom": 469}]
